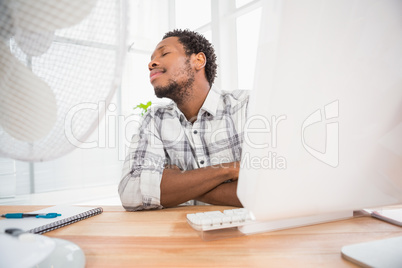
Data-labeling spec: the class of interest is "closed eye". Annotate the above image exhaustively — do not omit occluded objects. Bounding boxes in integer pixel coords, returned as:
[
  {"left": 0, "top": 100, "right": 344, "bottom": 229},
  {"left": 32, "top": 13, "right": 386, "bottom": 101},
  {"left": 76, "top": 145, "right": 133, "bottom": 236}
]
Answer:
[{"left": 162, "top": 52, "right": 170, "bottom": 57}]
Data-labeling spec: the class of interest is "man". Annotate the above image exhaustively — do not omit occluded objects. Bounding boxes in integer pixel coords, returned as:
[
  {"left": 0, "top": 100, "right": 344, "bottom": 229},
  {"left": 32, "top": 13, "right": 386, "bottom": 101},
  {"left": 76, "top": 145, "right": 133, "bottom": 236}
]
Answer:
[{"left": 119, "top": 29, "right": 249, "bottom": 211}]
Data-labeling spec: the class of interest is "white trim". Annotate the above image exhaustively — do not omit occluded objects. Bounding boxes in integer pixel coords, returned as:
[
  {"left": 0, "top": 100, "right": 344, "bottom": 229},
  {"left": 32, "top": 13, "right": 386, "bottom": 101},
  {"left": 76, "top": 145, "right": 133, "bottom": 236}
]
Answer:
[
  {"left": 228, "top": 0, "right": 263, "bottom": 19},
  {"left": 194, "top": 22, "right": 211, "bottom": 33},
  {"left": 212, "top": 0, "right": 238, "bottom": 91},
  {"left": 168, "top": 0, "right": 176, "bottom": 30}
]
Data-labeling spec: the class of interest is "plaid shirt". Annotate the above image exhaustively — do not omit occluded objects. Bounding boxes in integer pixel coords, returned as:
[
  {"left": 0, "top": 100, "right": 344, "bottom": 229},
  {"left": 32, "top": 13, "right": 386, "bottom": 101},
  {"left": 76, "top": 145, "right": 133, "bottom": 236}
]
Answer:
[{"left": 119, "top": 87, "right": 249, "bottom": 211}]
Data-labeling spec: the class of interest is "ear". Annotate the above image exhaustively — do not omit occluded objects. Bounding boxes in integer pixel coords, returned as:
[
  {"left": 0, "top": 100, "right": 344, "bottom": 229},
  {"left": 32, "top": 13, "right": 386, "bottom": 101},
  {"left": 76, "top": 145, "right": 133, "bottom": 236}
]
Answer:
[{"left": 193, "top": 52, "right": 206, "bottom": 71}]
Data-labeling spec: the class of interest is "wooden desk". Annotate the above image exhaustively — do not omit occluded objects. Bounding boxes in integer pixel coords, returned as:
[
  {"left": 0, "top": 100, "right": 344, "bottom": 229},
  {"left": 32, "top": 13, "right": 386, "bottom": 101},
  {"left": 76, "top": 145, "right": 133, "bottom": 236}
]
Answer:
[{"left": 1, "top": 205, "right": 401, "bottom": 267}]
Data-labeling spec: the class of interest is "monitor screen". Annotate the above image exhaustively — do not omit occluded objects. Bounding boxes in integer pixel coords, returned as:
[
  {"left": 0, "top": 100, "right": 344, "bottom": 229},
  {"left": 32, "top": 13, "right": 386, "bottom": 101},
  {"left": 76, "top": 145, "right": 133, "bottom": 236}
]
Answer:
[{"left": 237, "top": 0, "right": 402, "bottom": 223}]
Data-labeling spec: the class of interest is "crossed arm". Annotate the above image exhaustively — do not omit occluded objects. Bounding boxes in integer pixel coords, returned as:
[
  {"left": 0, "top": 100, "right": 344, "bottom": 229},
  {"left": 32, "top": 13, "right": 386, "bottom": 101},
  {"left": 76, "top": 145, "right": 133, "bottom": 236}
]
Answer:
[
  {"left": 160, "top": 161, "right": 242, "bottom": 208},
  {"left": 119, "top": 114, "right": 243, "bottom": 210}
]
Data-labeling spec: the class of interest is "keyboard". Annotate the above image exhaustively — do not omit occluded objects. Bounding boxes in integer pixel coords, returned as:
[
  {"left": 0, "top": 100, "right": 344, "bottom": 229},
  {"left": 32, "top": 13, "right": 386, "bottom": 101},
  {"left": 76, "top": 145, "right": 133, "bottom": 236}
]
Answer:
[{"left": 186, "top": 208, "right": 255, "bottom": 231}]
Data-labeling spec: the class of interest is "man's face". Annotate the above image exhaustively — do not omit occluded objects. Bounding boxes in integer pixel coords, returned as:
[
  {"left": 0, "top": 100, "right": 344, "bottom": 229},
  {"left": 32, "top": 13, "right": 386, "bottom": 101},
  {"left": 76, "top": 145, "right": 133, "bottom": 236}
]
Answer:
[{"left": 148, "top": 37, "right": 195, "bottom": 102}]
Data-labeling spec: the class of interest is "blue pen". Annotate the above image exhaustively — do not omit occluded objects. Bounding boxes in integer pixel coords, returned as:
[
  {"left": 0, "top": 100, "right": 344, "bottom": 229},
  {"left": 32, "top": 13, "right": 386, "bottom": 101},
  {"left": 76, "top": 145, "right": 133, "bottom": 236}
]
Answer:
[{"left": 1, "top": 213, "right": 61, "bottom": 219}]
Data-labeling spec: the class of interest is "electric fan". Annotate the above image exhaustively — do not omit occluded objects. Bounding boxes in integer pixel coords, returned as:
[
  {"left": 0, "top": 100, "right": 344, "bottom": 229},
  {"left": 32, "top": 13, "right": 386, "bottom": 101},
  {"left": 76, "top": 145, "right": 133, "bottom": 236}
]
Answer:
[
  {"left": 0, "top": 1, "right": 128, "bottom": 267},
  {"left": 0, "top": 0, "right": 128, "bottom": 162}
]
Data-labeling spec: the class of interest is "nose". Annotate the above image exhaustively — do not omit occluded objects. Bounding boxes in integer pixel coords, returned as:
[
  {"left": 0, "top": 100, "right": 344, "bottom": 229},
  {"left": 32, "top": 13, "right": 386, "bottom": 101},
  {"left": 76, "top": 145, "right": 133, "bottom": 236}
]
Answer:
[{"left": 148, "top": 59, "right": 159, "bottom": 71}]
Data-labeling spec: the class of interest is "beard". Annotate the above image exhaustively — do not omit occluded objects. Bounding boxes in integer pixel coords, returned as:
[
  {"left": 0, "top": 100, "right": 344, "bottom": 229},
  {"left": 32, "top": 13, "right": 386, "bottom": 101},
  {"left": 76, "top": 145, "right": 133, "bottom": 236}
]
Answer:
[{"left": 154, "top": 60, "right": 195, "bottom": 105}]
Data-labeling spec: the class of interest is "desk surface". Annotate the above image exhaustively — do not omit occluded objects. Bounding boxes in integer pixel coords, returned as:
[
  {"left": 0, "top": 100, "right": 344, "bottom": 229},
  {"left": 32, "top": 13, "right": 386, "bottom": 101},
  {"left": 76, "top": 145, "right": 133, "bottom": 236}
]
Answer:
[{"left": 1, "top": 205, "right": 401, "bottom": 267}]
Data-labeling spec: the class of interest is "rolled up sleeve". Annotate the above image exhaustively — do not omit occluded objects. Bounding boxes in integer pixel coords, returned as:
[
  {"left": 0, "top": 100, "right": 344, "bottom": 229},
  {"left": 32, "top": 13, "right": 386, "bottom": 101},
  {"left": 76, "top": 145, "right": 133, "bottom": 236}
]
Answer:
[{"left": 118, "top": 113, "right": 165, "bottom": 211}]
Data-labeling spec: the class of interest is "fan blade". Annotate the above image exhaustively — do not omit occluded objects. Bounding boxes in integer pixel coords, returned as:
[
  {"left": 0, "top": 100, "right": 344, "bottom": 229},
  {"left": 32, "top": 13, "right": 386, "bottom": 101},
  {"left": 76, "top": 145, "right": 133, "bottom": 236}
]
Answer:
[
  {"left": 14, "top": 29, "right": 54, "bottom": 57},
  {"left": 0, "top": 0, "right": 14, "bottom": 41},
  {"left": 0, "top": 42, "right": 57, "bottom": 142},
  {"left": 14, "top": 0, "right": 97, "bottom": 33}
]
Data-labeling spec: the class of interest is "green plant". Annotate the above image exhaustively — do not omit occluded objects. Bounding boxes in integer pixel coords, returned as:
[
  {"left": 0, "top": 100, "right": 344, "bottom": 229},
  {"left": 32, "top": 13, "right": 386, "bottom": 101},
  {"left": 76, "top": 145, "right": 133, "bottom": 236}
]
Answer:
[{"left": 134, "top": 101, "right": 152, "bottom": 116}]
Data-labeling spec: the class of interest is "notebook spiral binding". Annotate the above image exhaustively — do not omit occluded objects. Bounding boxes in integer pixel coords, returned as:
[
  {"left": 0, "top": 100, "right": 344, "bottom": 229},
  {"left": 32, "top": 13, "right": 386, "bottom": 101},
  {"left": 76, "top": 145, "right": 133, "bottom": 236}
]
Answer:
[{"left": 29, "top": 207, "right": 103, "bottom": 234}]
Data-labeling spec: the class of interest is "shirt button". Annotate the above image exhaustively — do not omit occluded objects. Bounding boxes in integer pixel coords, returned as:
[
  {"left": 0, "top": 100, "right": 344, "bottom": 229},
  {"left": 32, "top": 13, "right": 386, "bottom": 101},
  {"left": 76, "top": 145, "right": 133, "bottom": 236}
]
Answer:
[
  {"left": 200, "top": 160, "right": 204, "bottom": 165},
  {"left": 193, "top": 130, "right": 198, "bottom": 134}
]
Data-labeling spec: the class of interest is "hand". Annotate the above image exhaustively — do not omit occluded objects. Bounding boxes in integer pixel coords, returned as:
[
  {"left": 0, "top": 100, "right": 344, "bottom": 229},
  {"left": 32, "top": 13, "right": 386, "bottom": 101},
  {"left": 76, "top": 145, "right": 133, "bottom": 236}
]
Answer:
[
  {"left": 196, "top": 180, "right": 242, "bottom": 207},
  {"left": 218, "top": 161, "right": 240, "bottom": 181},
  {"left": 164, "top": 164, "right": 181, "bottom": 171}
]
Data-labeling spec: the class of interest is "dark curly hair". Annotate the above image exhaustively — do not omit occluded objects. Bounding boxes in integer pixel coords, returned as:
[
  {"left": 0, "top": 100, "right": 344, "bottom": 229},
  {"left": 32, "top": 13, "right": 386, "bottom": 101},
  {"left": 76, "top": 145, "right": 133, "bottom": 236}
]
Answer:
[{"left": 163, "top": 29, "right": 217, "bottom": 86}]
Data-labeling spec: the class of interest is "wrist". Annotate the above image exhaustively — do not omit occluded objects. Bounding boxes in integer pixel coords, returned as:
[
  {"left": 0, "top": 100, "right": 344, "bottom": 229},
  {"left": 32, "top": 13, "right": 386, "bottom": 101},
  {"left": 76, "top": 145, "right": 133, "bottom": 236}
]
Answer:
[{"left": 217, "top": 162, "right": 239, "bottom": 181}]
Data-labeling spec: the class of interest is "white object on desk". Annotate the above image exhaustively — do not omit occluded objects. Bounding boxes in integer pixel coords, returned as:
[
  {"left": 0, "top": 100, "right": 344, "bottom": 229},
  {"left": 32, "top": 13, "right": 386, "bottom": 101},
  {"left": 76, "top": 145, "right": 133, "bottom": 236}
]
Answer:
[
  {"left": 187, "top": 208, "right": 254, "bottom": 231},
  {"left": 0, "top": 232, "right": 85, "bottom": 268},
  {"left": 371, "top": 208, "right": 402, "bottom": 227},
  {"left": 0, "top": 232, "right": 55, "bottom": 268},
  {"left": 341, "top": 236, "right": 402, "bottom": 268}
]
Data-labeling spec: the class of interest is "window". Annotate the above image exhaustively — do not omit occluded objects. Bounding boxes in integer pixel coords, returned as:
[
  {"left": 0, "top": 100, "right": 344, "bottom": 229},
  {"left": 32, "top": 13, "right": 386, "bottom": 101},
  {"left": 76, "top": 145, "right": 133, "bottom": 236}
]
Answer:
[
  {"left": 236, "top": 0, "right": 255, "bottom": 8},
  {"left": 236, "top": 7, "right": 262, "bottom": 89},
  {"left": 1, "top": 0, "right": 263, "bottom": 204},
  {"left": 175, "top": 0, "right": 211, "bottom": 30}
]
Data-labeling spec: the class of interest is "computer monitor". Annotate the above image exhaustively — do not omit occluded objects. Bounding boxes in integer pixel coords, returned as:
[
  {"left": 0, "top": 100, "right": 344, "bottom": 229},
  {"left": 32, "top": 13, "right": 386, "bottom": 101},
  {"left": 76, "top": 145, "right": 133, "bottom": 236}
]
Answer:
[{"left": 237, "top": 0, "right": 402, "bottom": 232}]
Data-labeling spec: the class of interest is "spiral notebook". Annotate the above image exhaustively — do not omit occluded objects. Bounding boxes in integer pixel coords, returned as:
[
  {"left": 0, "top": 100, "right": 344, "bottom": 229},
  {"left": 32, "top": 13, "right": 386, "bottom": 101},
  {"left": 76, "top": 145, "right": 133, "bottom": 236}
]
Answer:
[{"left": 0, "top": 205, "right": 103, "bottom": 234}]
